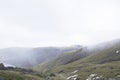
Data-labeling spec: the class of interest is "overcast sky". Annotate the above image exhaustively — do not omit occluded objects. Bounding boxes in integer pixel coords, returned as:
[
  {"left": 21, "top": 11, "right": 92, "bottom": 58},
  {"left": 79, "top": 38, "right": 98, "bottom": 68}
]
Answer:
[{"left": 0, "top": 0, "right": 120, "bottom": 48}]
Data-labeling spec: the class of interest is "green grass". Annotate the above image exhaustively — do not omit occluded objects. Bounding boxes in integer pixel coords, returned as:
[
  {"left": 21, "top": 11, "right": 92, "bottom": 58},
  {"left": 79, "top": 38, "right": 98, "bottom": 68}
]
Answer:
[
  {"left": 0, "top": 70, "right": 45, "bottom": 80},
  {"left": 51, "top": 61, "right": 120, "bottom": 80}
]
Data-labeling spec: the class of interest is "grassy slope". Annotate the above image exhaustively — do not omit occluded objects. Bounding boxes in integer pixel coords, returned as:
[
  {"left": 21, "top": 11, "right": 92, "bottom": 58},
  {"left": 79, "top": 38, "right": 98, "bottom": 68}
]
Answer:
[
  {"left": 51, "top": 43, "right": 120, "bottom": 79},
  {"left": 34, "top": 40, "right": 120, "bottom": 80},
  {"left": 33, "top": 47, "right": 89, "bottom": 72},
  {"left": 0, "top": 70, "right": 44, "bottom": 80},
  {"left": 53, "top": 61, "right": 120, "bottom": 80}
]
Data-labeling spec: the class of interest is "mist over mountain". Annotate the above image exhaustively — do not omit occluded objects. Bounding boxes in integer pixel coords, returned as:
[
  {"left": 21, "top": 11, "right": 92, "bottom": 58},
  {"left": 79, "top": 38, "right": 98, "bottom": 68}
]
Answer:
[
  {"left": 33, "top": 39, "right": 120, "bottom": 80},
  {"left": 0, "top": 39, "right": 120, "bottom": 80},
  {"left": 0, "top": 0, "right": 120, "bottom": 79},
  {"left": 0, "top": 45, "right": 81, "bottom": 68},
  {"left": 34, "top": 39, "right": 120, "bottom": 71}
]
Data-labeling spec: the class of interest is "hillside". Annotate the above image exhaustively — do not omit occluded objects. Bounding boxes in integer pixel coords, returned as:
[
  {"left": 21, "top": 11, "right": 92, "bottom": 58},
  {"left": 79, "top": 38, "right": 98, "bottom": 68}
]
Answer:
[
  {"left": 34, "top": 40, "right": 120, "bottom": 80},
  {"left": 33, "top": 46, "right": 89, "bottom": 72}
]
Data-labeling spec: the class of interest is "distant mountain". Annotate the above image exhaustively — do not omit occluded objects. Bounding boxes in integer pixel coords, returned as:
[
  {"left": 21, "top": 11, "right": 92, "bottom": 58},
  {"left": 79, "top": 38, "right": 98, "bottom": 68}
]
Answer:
[
  {"left": 3, "top": 63, "right": 16, "bottom": 68},
  {"left": 0, "top": 45, "right": 81, "bottom": 68}
]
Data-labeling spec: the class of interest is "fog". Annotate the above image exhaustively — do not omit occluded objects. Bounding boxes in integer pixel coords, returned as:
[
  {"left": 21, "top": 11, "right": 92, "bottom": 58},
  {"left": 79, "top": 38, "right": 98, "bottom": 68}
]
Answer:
[
  {"left": 0, "top": 48, "right": 35, "bottom": 67},
  {"left": 0, "top": 46, "right": 81, "bottom": 68},
  {"left": 0, "top": 0, "right": 120, "bottom": 48}
]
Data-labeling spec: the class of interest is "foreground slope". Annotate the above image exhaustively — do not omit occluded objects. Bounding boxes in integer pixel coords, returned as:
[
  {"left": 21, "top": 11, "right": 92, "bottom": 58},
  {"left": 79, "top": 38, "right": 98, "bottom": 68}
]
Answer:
[{"left": 0, "top": 63, "right": 45, "bottom": 80}]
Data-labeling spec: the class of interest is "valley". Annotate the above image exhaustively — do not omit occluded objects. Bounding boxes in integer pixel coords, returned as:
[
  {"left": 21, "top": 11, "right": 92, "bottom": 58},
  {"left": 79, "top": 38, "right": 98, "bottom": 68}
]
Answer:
[{"left": 0, "top": 40, "right": 120, "bottom": 80}]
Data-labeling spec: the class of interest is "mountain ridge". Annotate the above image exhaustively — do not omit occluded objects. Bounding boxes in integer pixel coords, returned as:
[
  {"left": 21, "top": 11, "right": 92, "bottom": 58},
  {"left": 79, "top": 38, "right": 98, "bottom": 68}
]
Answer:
[{"left": 0, "top": 45, "right": 81, "bottom": 68}]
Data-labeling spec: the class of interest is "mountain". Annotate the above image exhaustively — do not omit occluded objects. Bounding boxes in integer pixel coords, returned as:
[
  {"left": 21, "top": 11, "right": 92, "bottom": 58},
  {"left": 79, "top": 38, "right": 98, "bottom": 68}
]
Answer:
[
  {"left": 0, "top": 46, "right": 81, "bottom": 68},
  {"left": 34, "top": 40, "right": 120, "bottom": 80},
  {"left": 33, "top": 46, "right": 89, "bottom": 72},
  {"left": 0, "top": 40, "right": 120, "bottom": 80}
]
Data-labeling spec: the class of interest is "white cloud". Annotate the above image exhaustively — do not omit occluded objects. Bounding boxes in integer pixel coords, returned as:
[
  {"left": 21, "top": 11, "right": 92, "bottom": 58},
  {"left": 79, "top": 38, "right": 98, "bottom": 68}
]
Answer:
[{"left": 0, "top": 0, "right": 120, "bottom": 48}]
